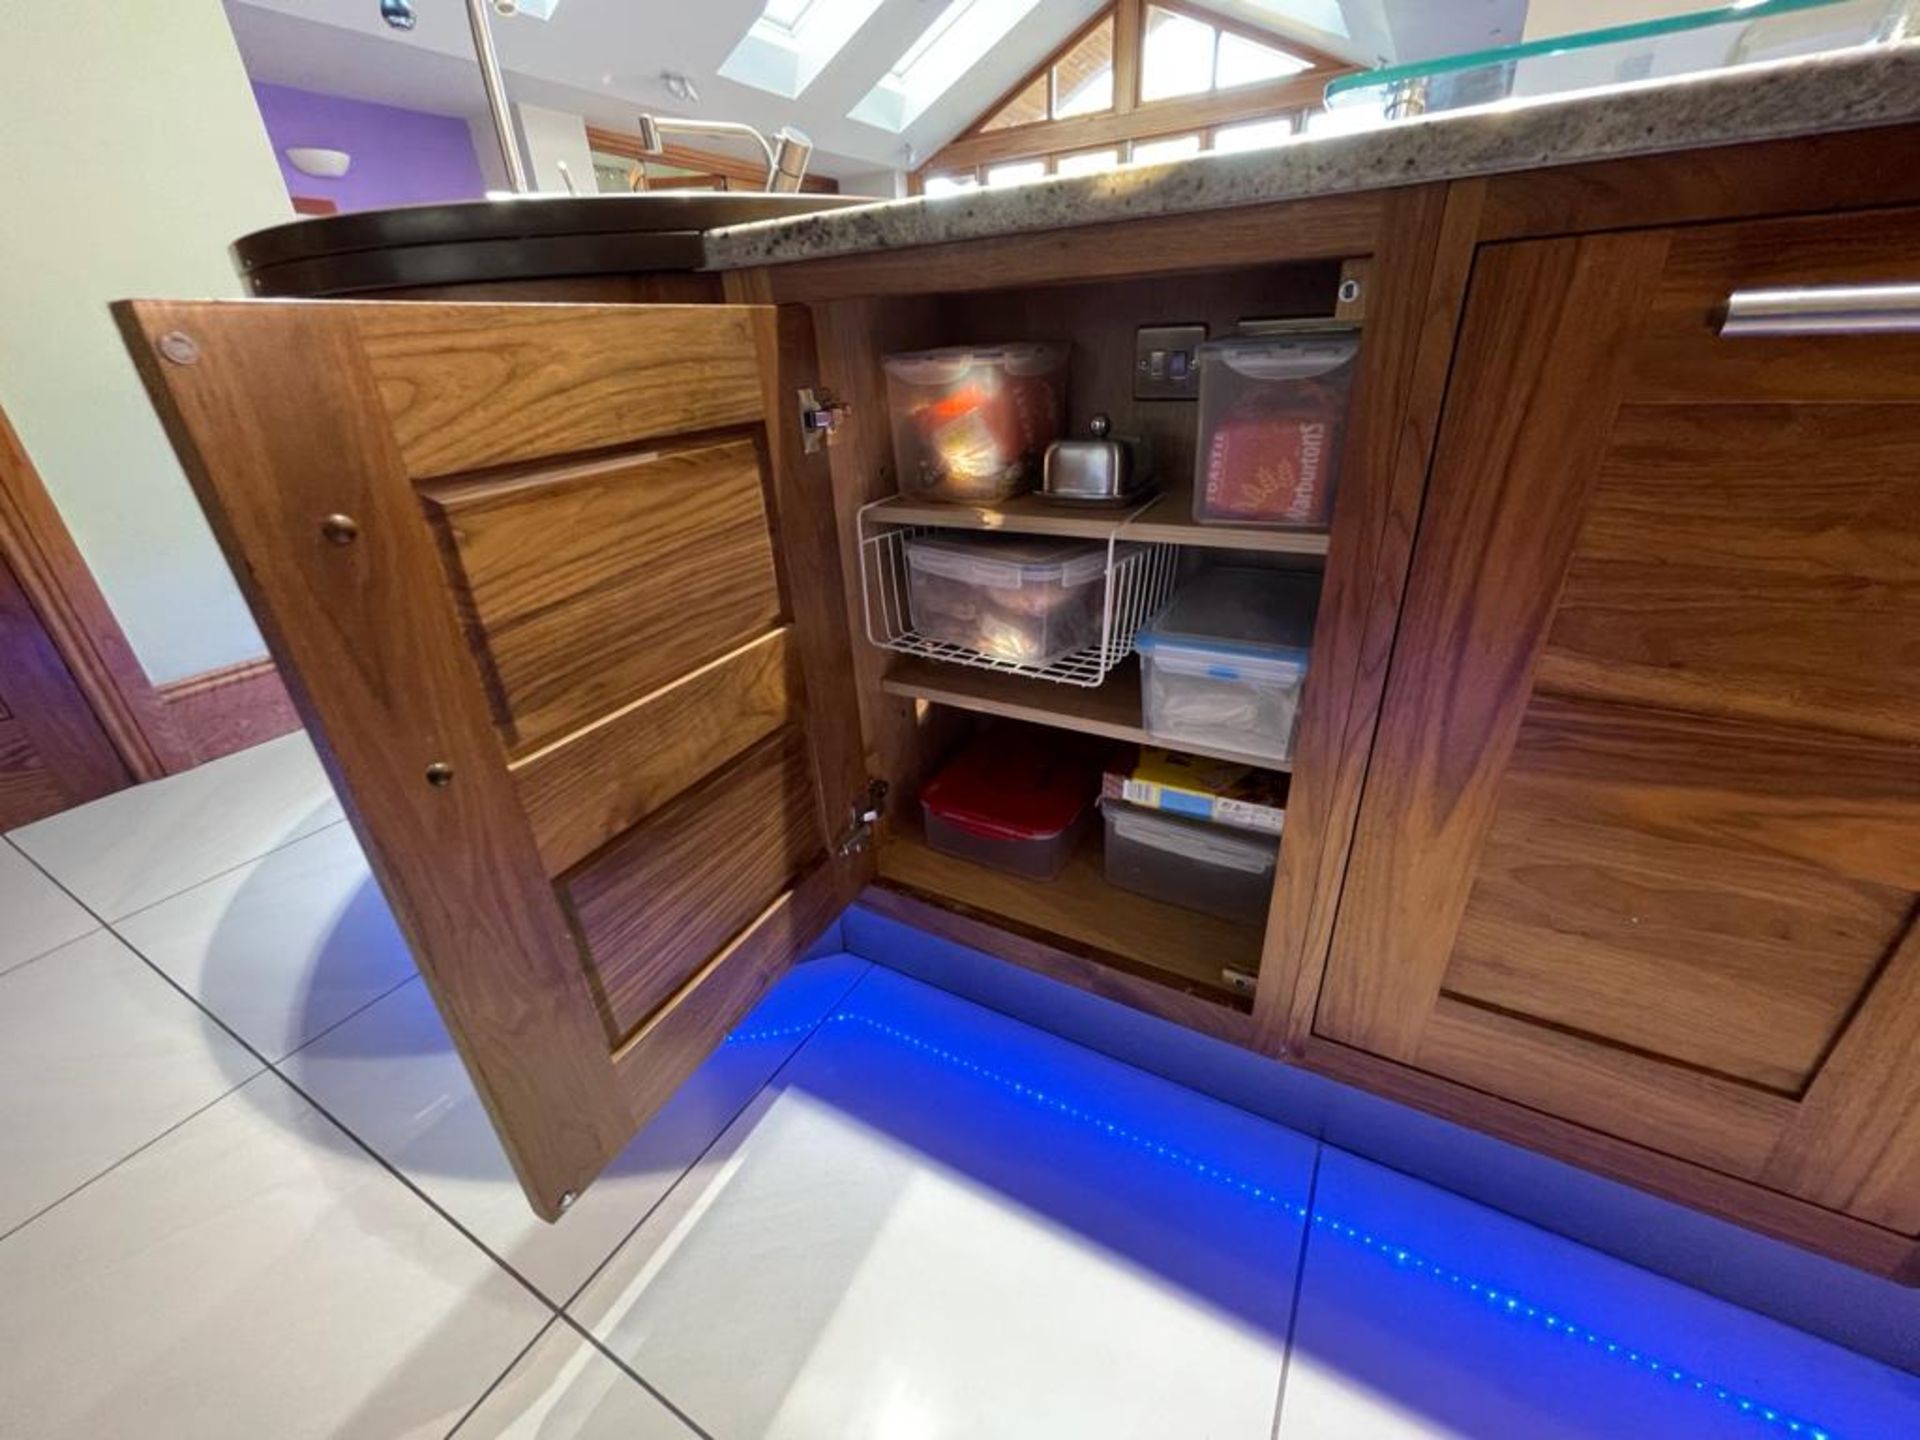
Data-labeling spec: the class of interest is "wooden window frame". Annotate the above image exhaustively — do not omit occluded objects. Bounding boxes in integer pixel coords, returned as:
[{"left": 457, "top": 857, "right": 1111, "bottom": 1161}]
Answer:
[{"left": 913, "top": 0, "right": 1352, "bottom": 191}]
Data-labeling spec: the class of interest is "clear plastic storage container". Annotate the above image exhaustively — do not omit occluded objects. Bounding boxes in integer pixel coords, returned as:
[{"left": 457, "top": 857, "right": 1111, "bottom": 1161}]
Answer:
[
  {"left": 1135, "top": 568, "right": 1319, "bottom": 764},
  {"left": 922, "top": 730, "right": 1100, "bottom": 880},
  {"left": 906, "top": 532, "right": 1114, "bottom": 667},
  {"left": 1194, "top": 332, "right": 1358, "bottom": 528},
  {"left": 1101, "top": 799, "right": 1279, "bottom": 925},
  {"left": 884, "top": 343, "right": 1069, "bottom": 503}
]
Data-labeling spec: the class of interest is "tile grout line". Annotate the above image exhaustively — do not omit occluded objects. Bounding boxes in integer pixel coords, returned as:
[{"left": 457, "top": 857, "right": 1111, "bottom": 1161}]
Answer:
[
  {"left": 3, "top": 814, "right": 350, "bottom": 934},
  {"left": 0, "top": 851, "right": 421, "bottom": 1249},
  {"left": 0, "top": 1069, "right": 262, "bottom": 1248},
  {"left": 1269, "top": 1140, "right": 1327, "bottom": 1440},
  {"left": 550, "top": 963, "right": 886, "bottom": 1432},
  {"left": 440, "top": 1315, "right": 559, "bottom": 1440},
  {"left": 553, "top": 1312, "right": 719, "bottom": 1440},
  {"left": 5, "top": 879, "right": 586, "bottom": 1347},
  {"left": 101, "top": 815, "right": 352, "bottom": 928}
]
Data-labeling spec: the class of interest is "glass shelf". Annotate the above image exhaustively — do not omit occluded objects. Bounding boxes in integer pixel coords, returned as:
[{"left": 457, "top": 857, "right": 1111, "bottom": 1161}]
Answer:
[{"left": 1324, "top": 0, "right": 1912, "bottom": 117}]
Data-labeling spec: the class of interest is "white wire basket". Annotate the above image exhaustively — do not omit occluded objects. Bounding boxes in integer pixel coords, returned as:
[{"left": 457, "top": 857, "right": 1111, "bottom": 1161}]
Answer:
[{"left": 858, "top": 504, "right": 1179, "bottom": 687}]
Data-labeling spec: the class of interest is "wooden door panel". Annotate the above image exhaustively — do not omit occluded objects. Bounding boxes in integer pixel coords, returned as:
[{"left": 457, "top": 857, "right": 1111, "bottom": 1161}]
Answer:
[
  {"left": 1444, "top": 698, "right": 1915, "bottom": 1093},
  {"left": 118, "top": 298, "right": 870, "bottom": 1221},
  {"left": 564, "top": 727, "right": 824, "bottom": 1042},
  {"left": 355, "top": 304, "right": 767, "bottom": 478},
  {"left": 1630, "top": 206, "right": 1920, "bottom": 405},
  {"left": 1314, "top": 232, "right": 1673, "bottom": 1060},
  {"left": 512, "top": 627, "right": 801, "bottom": 877},
  {"left": 422, "top": 438, "right": 784, "bottom": 754},
  {"left": 1321, "top": 213, "right": 1920, "bottom": 1241},
  {"left": 1417, "top": 997, "right": 1793, "bottom": 1178},
  {"left": 1537, "top": 404, "right": 1920, "bottom": 744}
]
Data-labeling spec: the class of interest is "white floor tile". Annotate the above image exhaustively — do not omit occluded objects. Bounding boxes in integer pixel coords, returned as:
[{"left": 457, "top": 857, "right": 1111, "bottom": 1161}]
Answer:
[
  {"left": 10, "top": 730, "right": 343, "bottom": 920},
  {"left": 0, "top": 840, "right": 95, "bottom": 975},
  {"left": 115, "top": 821, "right": 414, "bottom": 1061},
  {"left": 572, "top": 967, "right": 1315, "bottom": 1440},
  {"left": 0, "top": 930, "right": 260, "bottom": 1236},
  {"left": 454, "top": 1319, "right": 698, "bottom": 1438},
  {"left": 0, "top": 1069, "right": 549, "bottom": 1440},
  {"left": 282, "top": 953, "right": 874, "bottom": 1306},
  {"left": 1277, "top": 1149, "right": 1920, "bottom": 1440}
]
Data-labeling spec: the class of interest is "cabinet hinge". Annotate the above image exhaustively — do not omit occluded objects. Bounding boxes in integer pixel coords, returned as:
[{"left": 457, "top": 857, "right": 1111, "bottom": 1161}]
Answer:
[
  {"left": 798, "top": 387, "right": 850, "bottom": 454},
  {"left": 835, "top": 778, "right": 890, "bottom": 855}
]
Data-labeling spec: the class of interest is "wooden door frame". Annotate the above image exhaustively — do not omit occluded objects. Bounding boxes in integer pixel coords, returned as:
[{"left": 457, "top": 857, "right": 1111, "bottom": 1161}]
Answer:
[
  {"left": 0, "top": 400, "right": 174, "bottom": 781},
  {"left": 0, "top": 398, "right": 301, "bottom": 779}
]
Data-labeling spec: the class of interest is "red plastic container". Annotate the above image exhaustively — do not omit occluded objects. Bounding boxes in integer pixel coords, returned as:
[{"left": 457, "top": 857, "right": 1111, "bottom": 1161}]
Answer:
[{"left": 920, "top": 730, "right": 1100, "bottom": 880}]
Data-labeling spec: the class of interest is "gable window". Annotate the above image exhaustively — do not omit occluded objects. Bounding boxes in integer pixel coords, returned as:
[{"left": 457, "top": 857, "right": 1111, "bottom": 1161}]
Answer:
[
  {"left": 914, "top": 1, "right": 1350, "bottom": 195},
  {"left": 979, "top": 14, "right": 1116, "bottom": 132},
  {"left": 1140, "top": 3, "right": 1309, "bottom": 102}
]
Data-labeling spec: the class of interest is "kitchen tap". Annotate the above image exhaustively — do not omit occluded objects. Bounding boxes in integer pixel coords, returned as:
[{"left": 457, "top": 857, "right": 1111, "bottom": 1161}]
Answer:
[
  {"left": 377, "top": 0, "right": 814, "bottom": 196},
  {"left": 636, "top": 115, "right": 815, "bottom": 193}
]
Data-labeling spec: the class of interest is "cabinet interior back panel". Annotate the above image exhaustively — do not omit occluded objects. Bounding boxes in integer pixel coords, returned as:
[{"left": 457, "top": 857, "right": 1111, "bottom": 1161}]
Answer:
[{"left": 422, "top": 437, "right": 784, "bottom": 755}]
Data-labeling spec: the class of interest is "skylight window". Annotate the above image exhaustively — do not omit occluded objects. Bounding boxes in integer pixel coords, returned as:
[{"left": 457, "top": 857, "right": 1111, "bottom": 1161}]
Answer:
[
  {"left": 720, "top": 0, "right": 886, "bottom": 100},
  {"left": 850, "top": 0, "right": 1044, "bottom": 133}
]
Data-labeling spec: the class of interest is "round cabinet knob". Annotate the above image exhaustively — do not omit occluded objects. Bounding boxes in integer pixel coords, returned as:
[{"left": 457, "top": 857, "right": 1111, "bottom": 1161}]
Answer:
[
  {"left": 1088, "top": 413, "right": 1111, "bottom": 438},
  {"left": 424, "top": 762, "right": 455, "bottom": 788},
  {"left": 320, "top": 513, "right": 360, "bottom": 546}
]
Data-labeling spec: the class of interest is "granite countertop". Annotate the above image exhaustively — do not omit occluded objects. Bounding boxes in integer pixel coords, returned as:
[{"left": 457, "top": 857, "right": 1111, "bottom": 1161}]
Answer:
[{"left": 703, "top": 41, "right": 1920, "bottom": 270}]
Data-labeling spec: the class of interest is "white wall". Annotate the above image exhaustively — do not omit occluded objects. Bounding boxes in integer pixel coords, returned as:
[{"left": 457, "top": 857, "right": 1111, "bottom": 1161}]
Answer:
[
  {"left": 1522, "top": 0, "right": 1702, "bottom": 39},
  {"left": 0, "top": 0, "right": 291, "bottom": 683},
  {"left": 516, "top": 103, "right": 595, "bottom": 195}
]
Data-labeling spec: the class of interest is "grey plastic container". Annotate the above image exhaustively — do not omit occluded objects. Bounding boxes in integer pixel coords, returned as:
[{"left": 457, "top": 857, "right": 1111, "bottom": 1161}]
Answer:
[
  {"left": 1135, "top": 567, "right": 1320, "bottom": 764},
  {"left": 1101, "top": 799, "right": 1279, "bottom": 925},
  {"left": 905, "top": 532, "right": 1112, "bottom": 666}
]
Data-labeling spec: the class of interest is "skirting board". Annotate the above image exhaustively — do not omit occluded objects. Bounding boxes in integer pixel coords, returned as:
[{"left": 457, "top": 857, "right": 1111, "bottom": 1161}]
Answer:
[
  {"left": 156, "top": 656, "right": 300, "bottom": 767},
  {"left": 838, "top": 902, "right": 1920, "bottom": 1375}
]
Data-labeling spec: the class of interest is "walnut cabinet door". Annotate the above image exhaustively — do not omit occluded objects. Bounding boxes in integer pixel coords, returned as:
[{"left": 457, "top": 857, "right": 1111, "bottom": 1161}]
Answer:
[
  {"left": 119, "top": 299, "right": 872, "bottom": 1219},
  {"left": 1315, "top": 210, "right": 1920, "bottom": 1249}
]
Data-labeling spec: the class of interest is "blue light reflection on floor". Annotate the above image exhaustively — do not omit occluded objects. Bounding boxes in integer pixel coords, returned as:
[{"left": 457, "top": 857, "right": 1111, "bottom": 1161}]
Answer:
[{"left": 727, "top": 1011, "right": 1839, "bottom": 1440}]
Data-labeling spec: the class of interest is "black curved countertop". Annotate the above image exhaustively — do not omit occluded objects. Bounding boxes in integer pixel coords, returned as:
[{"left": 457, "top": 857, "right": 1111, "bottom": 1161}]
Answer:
[{"left": 232, "top": 192, "right": 872, "bottom": 297}]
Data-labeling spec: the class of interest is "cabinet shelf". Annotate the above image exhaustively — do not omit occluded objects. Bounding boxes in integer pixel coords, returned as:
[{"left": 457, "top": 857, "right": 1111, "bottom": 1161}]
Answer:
[
  {"left": 882, "top": 656, "right": 1292, "bottom": 773},
  {"left": 862, "top": 478, "right": 1332, "bottom": 558},
  {"left": 877, "top": 814, "right": 1261, "bottom": 1009}
]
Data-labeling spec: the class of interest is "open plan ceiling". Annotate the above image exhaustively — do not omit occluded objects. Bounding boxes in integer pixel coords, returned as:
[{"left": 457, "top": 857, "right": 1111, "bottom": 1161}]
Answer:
[{"left": 224, "top": 0, "right": 1526, "bottom": 179}]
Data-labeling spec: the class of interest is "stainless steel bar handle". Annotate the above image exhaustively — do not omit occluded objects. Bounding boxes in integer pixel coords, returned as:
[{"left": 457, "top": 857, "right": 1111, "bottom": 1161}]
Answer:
[{"left": 1718, "top": 283, "right": 1920, "bottom": 336}]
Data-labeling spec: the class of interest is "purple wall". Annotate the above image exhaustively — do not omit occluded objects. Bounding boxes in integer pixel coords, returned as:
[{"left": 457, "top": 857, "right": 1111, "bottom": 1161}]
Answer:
[{"left": 251, "top": 82, "right": 486, "bottom": 212}]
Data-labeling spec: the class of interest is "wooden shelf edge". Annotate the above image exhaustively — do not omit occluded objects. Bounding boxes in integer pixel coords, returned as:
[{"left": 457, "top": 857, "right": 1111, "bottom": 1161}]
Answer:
[
  {"left": 865, "top": 487, "right": 1332, "bottom": 556},
  {"left": 881, "top": 655, "right": 1293, "bottom": 774},
  {"left": 876, "top": 815, "right": 1263, "bottom": 1012}
]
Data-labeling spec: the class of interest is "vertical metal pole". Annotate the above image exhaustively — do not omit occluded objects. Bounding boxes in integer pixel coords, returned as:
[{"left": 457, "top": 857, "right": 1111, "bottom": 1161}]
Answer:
[{"left": 466, "top": 0, "right": 531, "bottom": 193}]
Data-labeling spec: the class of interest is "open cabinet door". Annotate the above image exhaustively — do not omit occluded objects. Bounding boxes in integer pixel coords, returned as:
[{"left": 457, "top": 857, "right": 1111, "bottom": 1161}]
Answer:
[{"left": 117, "top": 299, "right": 873, "bottom": 1220}]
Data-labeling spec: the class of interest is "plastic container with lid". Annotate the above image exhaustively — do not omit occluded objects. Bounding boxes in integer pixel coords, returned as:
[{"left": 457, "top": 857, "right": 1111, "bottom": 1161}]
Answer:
[
  {"left": 906, "top": 532, "right": 1116, "bottom": 667},
  {"left": 1101, "top": 799, "right": 1280, "bottom": 925},
  {"left": 1135, "top": 567, "right": 1319, "bottom": 764},
  {"left": 1193, "top": 332, "right": 1358, "bottom": 529},
  {"left": 921, "top": 730, "right": 1101, "bottom": 880},
  {"left": 884, "top": 343, "right": 1069, "bottom": 503}
]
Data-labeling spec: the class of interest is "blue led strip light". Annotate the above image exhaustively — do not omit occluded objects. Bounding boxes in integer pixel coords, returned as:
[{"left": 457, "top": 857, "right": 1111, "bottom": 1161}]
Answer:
[{"left": 727, "top": 1010, "right": 1838, "bottom": 1440}]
